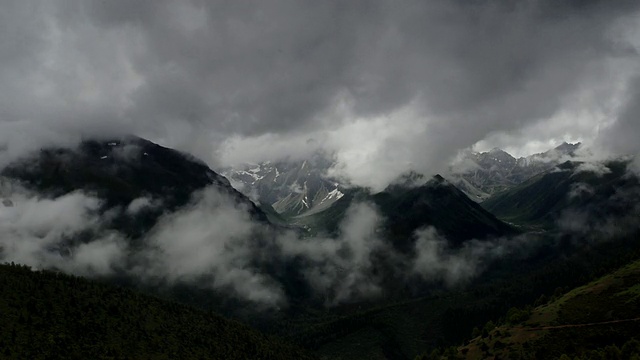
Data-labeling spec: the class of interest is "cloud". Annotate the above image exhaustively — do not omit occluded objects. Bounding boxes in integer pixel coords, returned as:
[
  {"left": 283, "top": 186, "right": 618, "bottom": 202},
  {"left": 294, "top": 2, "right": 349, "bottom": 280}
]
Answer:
[
  {"left": 630, "top": 156, "right": 640, "bottom": 177},
  {"left": 596, "top": 75, "right": 640, "bottom": 156},
  {"left": 568, "top": 182, "right": 595, "bottom": 200},
  {"left": 557, "top": 178, "right": 640, "bottom": 239},
  {"left": 63, "top": 233, "right": 128, "bottom": 276},
  {"left": 0, "top": 185, "right": 127, "bottom": 276},
  {"left": 277, "top": 202, "right": 385, "bottom": 305},
  {"left": 129, "top": 191, "right": 389, "bottom": 307},
  {"left": 136, "top": 186, "right": 286, "bottom": 307},
  {"left": 412, "top": 227, "right": 541, "bottom": 287},
  {"left": 413, "top": 227, "right": 479, "bottom": 286},
  {"left": 1, "top": 172, "right": 638, "bottom": 309},
  {"left": 126, "top": 197, "right": 161, "bottom": 215},
  {"left": 0, "top": 1, "right": 639, "bottom": 189},
  {"left": 573, "top": 162, "right": 612, "bottom": 177},
  {"left": 0, "top": 176, "right": 389, "bottom": 308}
]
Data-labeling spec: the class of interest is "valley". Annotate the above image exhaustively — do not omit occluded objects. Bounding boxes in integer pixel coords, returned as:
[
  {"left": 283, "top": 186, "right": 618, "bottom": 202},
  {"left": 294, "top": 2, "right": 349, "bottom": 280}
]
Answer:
[
  {"left": 1, "top": 137, "right": 638, "bottom": 359},
  {"left": 2, "top": 2, "right": 640, "bottom": 358}
]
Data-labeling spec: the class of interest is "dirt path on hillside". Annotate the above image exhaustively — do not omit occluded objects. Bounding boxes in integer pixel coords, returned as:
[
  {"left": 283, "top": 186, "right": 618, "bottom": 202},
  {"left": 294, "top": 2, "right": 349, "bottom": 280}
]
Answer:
[{"left": 515, "top": 317, "right": 640, "bottom": 331}]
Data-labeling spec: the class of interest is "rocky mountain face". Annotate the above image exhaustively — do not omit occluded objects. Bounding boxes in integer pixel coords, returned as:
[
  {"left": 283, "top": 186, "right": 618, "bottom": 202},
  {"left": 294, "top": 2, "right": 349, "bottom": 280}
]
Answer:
[
  {"left": 452, "top": 142, "right": 581, "bottom": 201},
  {"left": 222, "top": 153, "right": 345, "bottom": 218},
  {"left": 224, "top": 143, "right": 581, "bottom": 223}
]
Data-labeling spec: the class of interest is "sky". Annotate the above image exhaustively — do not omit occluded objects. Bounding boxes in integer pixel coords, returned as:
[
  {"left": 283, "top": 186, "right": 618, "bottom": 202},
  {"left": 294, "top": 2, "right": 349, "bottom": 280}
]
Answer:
[{"left": 1, "top": 0, "right": 640, "bottom": 189}]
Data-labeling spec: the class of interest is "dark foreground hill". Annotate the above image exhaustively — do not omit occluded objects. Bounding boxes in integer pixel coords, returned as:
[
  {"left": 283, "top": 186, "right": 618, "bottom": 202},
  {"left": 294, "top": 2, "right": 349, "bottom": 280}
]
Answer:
[{"left": 0, "top": 263, "right": 315, "bottom": 360}]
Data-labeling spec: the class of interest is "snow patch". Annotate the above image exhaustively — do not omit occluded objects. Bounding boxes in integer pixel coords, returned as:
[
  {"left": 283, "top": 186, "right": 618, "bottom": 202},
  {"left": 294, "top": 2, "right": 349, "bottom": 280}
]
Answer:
[
  {"left": 237, "top": 170, "right": 264, "bottom": 183},
  {"left": 319, "top": 188, "right": 344, "bottom": 204},
  {"left": 248, "top": 164, "right": 261, "bottom": 173}
]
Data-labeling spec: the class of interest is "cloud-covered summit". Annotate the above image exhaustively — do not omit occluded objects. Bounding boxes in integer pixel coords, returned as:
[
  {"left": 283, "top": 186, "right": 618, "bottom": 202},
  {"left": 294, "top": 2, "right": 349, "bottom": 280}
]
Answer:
[{"left": 1, "top": 0, "right": 639, "bottom": 189}]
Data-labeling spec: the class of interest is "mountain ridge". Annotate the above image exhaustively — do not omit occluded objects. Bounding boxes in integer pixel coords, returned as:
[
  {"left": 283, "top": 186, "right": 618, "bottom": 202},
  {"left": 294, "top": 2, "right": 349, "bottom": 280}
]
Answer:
[
  {"left": 222, "top": 153, "right": 345, "bottom": 218},
  {"left": 1, "top": 135, "right": 270, "bottom": 239},
  {"left": 451, "top": 142, "right": 581, "bottom": 201}
]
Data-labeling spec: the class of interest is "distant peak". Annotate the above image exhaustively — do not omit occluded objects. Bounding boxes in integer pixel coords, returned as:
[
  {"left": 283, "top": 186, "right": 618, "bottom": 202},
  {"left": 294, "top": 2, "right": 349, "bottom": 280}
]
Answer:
[
  {"left": 482, "top": 147, "right": 516, "bottom": 160},
  {"left": 554, "top": 142, "right": 581, "bottom": 154}
]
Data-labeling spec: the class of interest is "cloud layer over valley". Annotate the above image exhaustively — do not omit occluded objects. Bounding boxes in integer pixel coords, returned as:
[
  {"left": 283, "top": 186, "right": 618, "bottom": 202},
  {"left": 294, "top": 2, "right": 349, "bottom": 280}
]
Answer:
[
  {"left": 3, "top": 158, "right": 638, "bottom": 310},
  {"left": 1, "top": 0, "right": 640, "bottom": 314}
]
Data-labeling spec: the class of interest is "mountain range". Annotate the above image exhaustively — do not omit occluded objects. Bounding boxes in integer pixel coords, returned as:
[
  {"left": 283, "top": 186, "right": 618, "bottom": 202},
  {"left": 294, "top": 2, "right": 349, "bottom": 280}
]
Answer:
[
  {"left": 2, "top": 136, "right": 640, "bottom": 359},
  {"left": 482, "top": 159, "right": 640, "bottom": 229},
  {"left": 222, "top": 152, "right": 344, "bottom": 218},
  {"left": 451, "top": 142, "right": 581, "bottom": 201},
  {"left": 222, "top": 142, "right": 581, "bottom": 238}
]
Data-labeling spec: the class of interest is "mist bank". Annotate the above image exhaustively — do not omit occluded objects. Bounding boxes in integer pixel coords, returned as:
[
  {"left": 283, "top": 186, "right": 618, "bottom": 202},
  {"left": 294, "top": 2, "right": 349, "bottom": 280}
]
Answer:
[{"left": 2, "top": 158, "right": 638, "bottom": 310}]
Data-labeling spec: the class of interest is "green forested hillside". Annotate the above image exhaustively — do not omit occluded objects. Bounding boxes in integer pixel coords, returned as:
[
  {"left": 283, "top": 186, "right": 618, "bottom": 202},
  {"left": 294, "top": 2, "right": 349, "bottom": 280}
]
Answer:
[
  {"left": 454, "top": 257, "right": 640, "bottom": 359},
  {"left": 0, "top": 263, "right": 315, "bottom": 360},
  {"left": 481, "top": 161, "right": 637, "bottom": 228}
]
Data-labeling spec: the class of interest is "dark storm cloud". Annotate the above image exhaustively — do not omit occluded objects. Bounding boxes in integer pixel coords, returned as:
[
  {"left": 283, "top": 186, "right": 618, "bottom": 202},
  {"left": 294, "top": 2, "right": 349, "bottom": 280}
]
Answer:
[
  {"left": 0, "top": 0, "right": 639, "bottom": 187},
  {"left": 598, "top": 76, "right": 640, "bottom": 155}
]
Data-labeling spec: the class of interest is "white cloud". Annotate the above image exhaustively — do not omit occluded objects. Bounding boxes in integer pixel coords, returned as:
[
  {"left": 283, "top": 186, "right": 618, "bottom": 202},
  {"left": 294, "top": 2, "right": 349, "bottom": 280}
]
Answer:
[
  {"left": 573, "top": 162, "right": 612, "bottom": 177},
  {"left": 137, "top": 186, "right": 286, "bottom": 307},
  {"left": 0, "top": 188, "right": 126, "bottom": 275},
  {"left": 126, "top": 197, "right": 161, "bottom": 215},
  {"left": 277, "top": 202, "right": 385, "bottom": 305}
]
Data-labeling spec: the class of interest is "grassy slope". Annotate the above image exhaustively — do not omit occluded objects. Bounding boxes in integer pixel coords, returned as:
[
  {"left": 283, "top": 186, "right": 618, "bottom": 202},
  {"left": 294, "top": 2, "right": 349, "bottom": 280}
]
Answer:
[
  {"left": 0, "top": 263, "right": 316, "bottom": 360},
  {"left": 460, "top": 258, "right": 640, "bottom": 359},
  {"left": 481, "top": 160, "right": 633, "bottom": 227}
]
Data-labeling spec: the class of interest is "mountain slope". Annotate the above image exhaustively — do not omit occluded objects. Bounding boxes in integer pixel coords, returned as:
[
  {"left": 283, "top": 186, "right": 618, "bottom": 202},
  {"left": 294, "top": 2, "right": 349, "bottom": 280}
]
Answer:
[
  {"left": 459, "top": 257, "right": 640, "bottom": 359},
  {"left": 0, "top": 263, "right": 315, "bottom": 360},
  {"left": 482, "top": 160, "right": 640, "bottom": 228},
  {"left": 294, "top": 175, "right": 516, "bottom": 249},
  {"left": 222, "top": 154, "right": 345, "bottom": 218},
  {"left": 289, "top": 225, "right": 640, "bottom": 360},
  {"left": 1, "top": 136, "right": 268, "bottom": 237},
  {"left": 453, "top": 142, "right": 580, "bottom": 199},
  {"left": 374, "top": 175, "right": 516, "bottom": 249}
]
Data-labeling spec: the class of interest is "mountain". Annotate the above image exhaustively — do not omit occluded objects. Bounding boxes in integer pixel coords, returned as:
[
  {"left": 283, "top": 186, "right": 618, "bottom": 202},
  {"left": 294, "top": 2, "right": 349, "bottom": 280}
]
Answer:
[
  {"left": 374, "top": 175, "right": 516, "bottom": 249},
  {"left": 482, "top": 160, "right": 640, "bottom": 228},
  {"left": 289, "top": 222, "right": 640, "bottom": 359},
  {"left": 0, "top": 262, "right": 315, "bottom": 360},
  {"left": 4, "top": 135, "right": 638, "bottom": 360},
  {"left": 222, "top": 153, "right": 346, "bottom": 218},
  {"left": 1, "top": 135, "right": 268, "bottom": 238},
  {"left": 452, "top": 142, "right": 581, "bottom": 200},
  {"left": 293, "top": 174, "right": 516, "bottom": 249}
]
